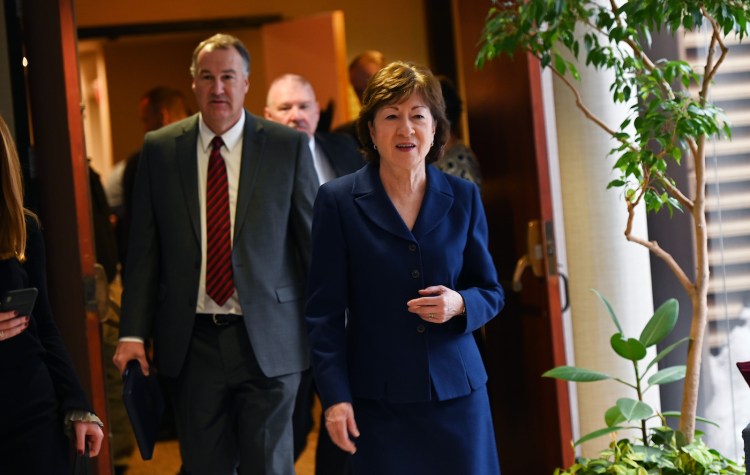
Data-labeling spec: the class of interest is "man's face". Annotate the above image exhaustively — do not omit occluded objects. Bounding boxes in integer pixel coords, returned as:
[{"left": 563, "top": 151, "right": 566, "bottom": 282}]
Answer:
[
  {"left": 264, "top": 79, "right": 319, "bottom": 137},
  {"left": 192, "top": 46, "right": 249, "bottom": 135}
]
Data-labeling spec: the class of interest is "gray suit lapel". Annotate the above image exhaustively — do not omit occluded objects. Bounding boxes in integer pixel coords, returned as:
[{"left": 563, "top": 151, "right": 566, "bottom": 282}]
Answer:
[
  {"left": 175, "top": 117, "right": 201, "bottom": 242},
  {"left": 234, "top": 111, "right": 264, "bottom": 241}
]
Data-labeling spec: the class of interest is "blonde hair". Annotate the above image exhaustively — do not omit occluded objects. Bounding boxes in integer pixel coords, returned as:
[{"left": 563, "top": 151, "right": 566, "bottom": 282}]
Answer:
[{"left": 0, "top": 115, "right": 35, "bottom": 261}]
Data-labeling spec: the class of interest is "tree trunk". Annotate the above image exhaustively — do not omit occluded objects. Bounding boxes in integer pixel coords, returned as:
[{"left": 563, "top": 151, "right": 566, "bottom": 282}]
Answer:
[{"left": 679, "top": 147, "right": 710, "bottom": 442}]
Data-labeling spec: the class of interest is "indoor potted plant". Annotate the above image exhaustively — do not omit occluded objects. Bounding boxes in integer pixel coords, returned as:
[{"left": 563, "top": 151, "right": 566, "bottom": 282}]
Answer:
[
  {"left": 474, "top": 0, "right": 750, "bottom": 471},
  {"left": 475, "top": 0, "right": 749, "bottom": 446},
  {"left": 544, "top": 290, "right": 743, "bottom": 473}
]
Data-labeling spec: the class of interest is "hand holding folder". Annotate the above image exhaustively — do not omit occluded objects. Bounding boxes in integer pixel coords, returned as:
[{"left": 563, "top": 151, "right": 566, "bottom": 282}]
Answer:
[{"left": 122, "top": 359, "right": 165, "bottom": 460}]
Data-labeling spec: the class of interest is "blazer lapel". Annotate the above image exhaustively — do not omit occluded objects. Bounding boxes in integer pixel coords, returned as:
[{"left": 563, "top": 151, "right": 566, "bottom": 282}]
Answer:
[
  {"left": 233, "top": 111, "right": 264, "bottom": 241},
  {"left": 353, "top": 164, "right": 414, "bottom": 242},
  {"left": 175, "top": 116, "right": 201, "bottom": 242},
  {"left": 412, "top": 165, "right": 454, "bottom": 239}
]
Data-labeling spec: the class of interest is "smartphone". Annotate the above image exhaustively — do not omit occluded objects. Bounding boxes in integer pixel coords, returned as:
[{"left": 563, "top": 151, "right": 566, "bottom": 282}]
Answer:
[{"left": 0, "top": 287, "right": 39, "bottom": 317}]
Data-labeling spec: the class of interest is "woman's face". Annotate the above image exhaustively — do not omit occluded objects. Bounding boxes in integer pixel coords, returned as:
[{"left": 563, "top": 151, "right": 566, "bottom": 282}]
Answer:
[{"left": 369, "top": 93, "right": 435, "bottom": 170}]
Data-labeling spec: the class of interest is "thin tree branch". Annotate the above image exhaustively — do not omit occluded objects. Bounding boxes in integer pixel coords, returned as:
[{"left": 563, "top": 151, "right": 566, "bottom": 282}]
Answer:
[
  {"left": 624, "top": 203, "right": 694, "bottom": 293},
  {"left": 655, "top": 172, "right": 694, "bottom": 212},
  {"left": 545, "top": 63, "right": 638, "bottom": 152},
  {"left": 701, "top": 7, "right": 729, "bottom": 98},
  {"left": 605, "top": 0, "right": 675, "bottom": 103}
]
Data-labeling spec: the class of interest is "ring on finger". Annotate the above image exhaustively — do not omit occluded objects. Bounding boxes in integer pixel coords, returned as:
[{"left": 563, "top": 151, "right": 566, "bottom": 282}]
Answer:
[
  {"left": 428, "top": 313, "right": 435, "bottom": 319},
  {"left": 0, "top": 329, "right": 4, "bottom": 338}
]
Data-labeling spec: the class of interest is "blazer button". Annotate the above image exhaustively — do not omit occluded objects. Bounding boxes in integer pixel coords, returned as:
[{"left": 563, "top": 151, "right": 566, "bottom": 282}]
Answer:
[
  {"left": 408, "top": 243, "right": 417, "bottom": 252},
  {"left": 411, "top": 269, "right": 420, "bottom": 278},
  {"left": 416, "top": 324, "right": 426, "bottom": 333}
]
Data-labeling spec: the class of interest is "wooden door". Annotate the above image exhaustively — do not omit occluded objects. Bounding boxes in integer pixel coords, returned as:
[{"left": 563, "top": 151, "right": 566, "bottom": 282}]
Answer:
[
  {"left": 261, "top": 11, "right": 352, "bottom": 130},
  {"left": 18, "top": 0, "right": 111, "bottom": 473},
  {"left": 449, "top": 2, "right": 573, "bottom": 473}
]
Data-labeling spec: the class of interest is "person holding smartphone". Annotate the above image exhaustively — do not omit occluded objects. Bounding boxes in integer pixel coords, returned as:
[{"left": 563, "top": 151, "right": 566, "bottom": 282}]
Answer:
[
  {"left": 0, "top": 289, "right": 34, "bottom": 340},
  {"left": 0, "top": 114, "right": 104, "bottom": 473}
]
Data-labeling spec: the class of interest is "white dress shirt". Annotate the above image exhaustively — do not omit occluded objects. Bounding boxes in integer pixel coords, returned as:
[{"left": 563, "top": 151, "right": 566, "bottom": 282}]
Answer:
[
  {"left": 196, "top": 114, "right": 244, "bottom": 315},
  {"left": 309, "top": 135, "right": 336, "bottom": 185}
]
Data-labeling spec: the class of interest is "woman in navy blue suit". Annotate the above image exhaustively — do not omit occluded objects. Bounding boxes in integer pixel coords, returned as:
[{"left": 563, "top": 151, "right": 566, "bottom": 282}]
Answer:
[
  {"left": 0, "top": 114, "right": 104, "bottom": 473},
  {"left": 306, "top": 61, "right": 503, "bottom": 474}
]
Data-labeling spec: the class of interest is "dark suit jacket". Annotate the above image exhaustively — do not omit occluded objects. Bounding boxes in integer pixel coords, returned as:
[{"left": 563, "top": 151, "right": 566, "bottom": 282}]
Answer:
[
  {"left": 331, "top": 120, "right": 359, "bottom": 146},
  {"left": 121, "top": 111, "right": 319, "bottom": 379},
  {"left": 315, "top": 132, "right": 365, "bottom": 178},
  {"left": 306, "top": 163, "right": 504, "bottom": 408},
  {"left": 0, "top": 218, "right": 92, "bottom": 414}
]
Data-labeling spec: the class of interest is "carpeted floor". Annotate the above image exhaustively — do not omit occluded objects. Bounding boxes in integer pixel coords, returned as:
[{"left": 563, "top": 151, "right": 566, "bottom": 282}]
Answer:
[{"left": 122, "top": 404, "right": 319, "bottom": 475}]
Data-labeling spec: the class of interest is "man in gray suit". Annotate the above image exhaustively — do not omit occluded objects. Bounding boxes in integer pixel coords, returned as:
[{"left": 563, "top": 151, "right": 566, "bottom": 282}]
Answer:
[{"left": 113, "top": 33, "right": 318, "bottom": 475}]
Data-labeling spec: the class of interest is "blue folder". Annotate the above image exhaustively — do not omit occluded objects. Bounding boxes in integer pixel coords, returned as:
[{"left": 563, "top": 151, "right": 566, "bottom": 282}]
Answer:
[{"left": 122, "top": 359, "right": 165, "bottom": 460}]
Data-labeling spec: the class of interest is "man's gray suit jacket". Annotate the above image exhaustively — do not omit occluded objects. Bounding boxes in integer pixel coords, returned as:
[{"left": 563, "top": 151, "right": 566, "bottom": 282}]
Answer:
[{"left": 120, "top": 111, "right": 319, "bottom": 379}]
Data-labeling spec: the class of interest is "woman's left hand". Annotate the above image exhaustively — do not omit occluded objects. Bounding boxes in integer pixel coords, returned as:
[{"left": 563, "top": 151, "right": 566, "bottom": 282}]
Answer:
[
  {"left": 407, "top": 285, "right": 465, "bottom": 324},
  {"left": 73, "top": 421, "right": 104, "bottom": 457}
]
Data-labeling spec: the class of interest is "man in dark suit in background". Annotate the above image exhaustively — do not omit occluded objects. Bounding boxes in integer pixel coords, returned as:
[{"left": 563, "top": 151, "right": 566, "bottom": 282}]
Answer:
[
  {"left": 113, "top": 33, "right": 319, "bottom": 475},
  {"left": 265, "top": 73, "right": 364, "bottom": 475},
  {"left": 265, "top": 73, "right": 364, "bottom": 186}
]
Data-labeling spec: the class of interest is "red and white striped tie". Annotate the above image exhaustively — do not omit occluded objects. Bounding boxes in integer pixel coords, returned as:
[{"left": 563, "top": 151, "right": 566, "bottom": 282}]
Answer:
[{"left": 205, "top": 136, "right": 234, "bottom": 306}]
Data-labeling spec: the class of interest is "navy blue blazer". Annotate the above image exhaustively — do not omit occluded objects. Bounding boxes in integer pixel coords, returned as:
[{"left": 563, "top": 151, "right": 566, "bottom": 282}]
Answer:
[{"left": 306, "top": 163, "right": 504, "bottom": 409}]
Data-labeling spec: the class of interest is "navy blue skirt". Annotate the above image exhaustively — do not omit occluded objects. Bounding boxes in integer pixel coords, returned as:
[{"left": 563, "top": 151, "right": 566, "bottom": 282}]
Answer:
[{"left": 351, "top": 385, "right": 501, "bottom": 475}]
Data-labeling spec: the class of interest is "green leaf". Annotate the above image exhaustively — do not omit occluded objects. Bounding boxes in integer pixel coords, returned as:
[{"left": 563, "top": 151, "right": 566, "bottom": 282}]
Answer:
[
  {"left": 661, "top": 411, "right": 720, "bottom": 428},
  {"left": 592, "top": 289, "right": 622, "bottom": 334},
  {"left": 543, "top": 365, "right": 612, "bottom": 382},
  {"left": 554, "top": 53, "right": 567, "bottom": 76},
  {"left": 639, "top": 299, "right": 679, "bottom": 347},
  {"left": 604, "top": 405, "right": 626, "bottom": 427},
  {"left": 645, "top": 337, "right": 689, "bottom": 372},
  {"left": 647, "top": 365, "right": 686, "bottom": 385},
  {"left": 611, "top": 333, "right": 647, "bottom": 361},
  {"left": 631, "top": 444, "right": 666, "bottom": 463},
  {"left": 616, "top": 397, "right": 653, "bottom": 421},
  {"left": 682, "top": 442, "right": 714, "bottom": 466},
  {"left": 573, "top": 426, "right": 625, "bottom": 446}
]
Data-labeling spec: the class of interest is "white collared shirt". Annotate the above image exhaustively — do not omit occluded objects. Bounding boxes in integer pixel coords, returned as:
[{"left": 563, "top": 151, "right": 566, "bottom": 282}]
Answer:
[
  {"left": 195, "top": 114, "right": 244, "bottom": 315},
  {"left": 309, "top": 135, "right": 336, "bottom": 185}
]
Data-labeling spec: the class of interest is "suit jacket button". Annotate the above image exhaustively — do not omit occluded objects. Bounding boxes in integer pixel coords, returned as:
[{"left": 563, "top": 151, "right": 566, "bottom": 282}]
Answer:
[
  {"left": 408, "top": 243, "right": 417, "bottom": 251},
  {"left": 411, "top": 269, "right": 420, "bottom": 278},
  {"left": 416, "top": 325, "right": 426, "bottom": 333}
]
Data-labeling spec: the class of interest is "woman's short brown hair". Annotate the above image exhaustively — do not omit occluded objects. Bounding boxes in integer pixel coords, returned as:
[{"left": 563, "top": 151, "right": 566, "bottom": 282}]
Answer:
[{"left": 356, "top": 61, "right": 449, "bottom": 164}]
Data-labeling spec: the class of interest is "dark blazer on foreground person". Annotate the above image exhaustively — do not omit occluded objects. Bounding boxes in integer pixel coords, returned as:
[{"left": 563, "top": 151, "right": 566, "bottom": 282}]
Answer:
[
  {"left": 0, "top": 218, "right": 98, "bottom": 474},
  {"left": 308, "top": 163, "right": 502, "bottom": 405},
  {"left": 120, "top": 110, "right": 318, "bottom": 380},
  {"left": 306, "top": 163, "right": 504, "bottom": 474}
]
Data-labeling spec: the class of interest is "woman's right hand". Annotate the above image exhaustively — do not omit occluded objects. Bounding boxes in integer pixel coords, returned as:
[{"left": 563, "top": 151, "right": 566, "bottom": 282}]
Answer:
[
  {"left": 0, "top": 311, "right": 29, "bottom": 341},
  {"left": 324, "top": 402, "right": 360, "bottom": 454},
  {"left": 73, "top": 420, "right": 104, "bottom": 457}
]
